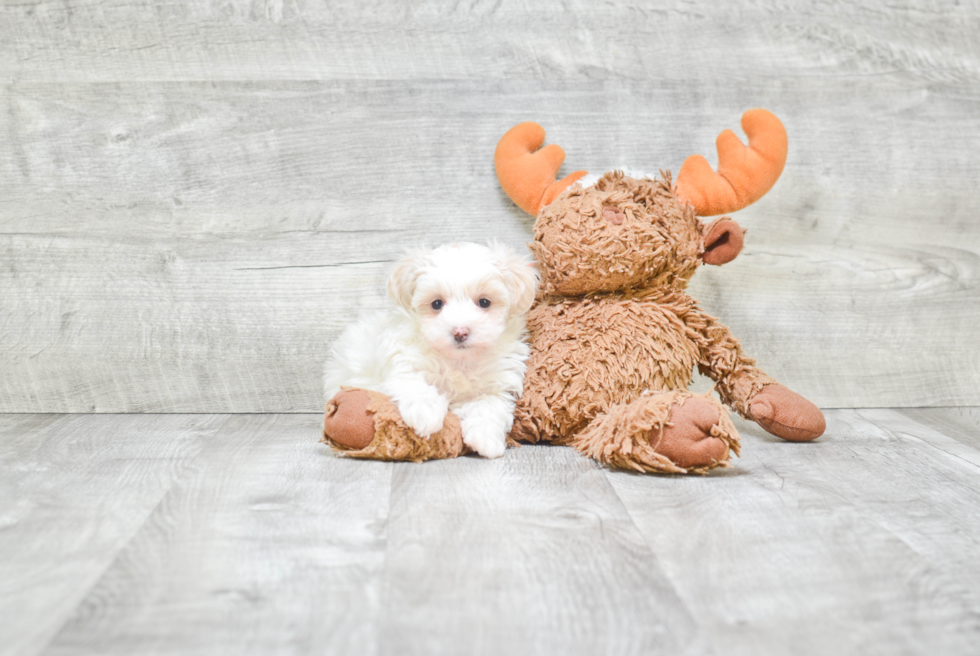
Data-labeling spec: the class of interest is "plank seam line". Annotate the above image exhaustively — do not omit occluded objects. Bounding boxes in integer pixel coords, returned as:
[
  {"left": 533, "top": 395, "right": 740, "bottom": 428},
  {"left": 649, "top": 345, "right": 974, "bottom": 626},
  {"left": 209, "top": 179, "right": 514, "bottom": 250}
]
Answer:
[
  {"left": 856, "top": 409, "right": 980, "bottom": 473},
  {"left": 29, "top": 414, "right": 232, "bottom": 655},
  {"left": 590, "top": 456, "right": 707, "bottom": 634},
  {"left": 234, "top": 260, "right": 392, "bottom": 270}
]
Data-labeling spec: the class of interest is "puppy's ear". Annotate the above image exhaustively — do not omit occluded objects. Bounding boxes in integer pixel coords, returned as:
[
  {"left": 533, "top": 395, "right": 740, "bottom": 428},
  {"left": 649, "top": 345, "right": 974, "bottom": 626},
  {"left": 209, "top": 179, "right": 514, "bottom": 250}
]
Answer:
[
  {"left": 387, "top": 249, "right": 427, "bottom": 309},
  {"left": 491, "top": 242, "right": 539, "bottom": 316}
]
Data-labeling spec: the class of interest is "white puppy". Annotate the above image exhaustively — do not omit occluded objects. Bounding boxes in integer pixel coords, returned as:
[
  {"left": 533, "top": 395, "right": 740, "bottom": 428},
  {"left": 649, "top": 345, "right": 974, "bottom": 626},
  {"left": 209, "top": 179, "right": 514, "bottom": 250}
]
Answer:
[{"left": 323, "top": 242, "right": 538, "bottom": 458}]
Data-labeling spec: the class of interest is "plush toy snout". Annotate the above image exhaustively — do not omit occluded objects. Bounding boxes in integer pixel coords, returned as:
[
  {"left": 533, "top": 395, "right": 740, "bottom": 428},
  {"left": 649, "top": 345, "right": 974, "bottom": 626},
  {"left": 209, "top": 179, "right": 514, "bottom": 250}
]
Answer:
[{"left": 701, "top": 218, "right": 745, "bottom": 266}]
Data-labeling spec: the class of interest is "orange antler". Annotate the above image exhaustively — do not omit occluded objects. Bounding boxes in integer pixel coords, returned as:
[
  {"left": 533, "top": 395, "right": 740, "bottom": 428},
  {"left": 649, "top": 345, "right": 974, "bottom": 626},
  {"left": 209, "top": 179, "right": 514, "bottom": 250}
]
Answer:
[
  {"left": 674, "top": 109, "right": 788, "bottom": 217},
  {"left": 494, "top": 122, "right": 588, "bottom": 216}
]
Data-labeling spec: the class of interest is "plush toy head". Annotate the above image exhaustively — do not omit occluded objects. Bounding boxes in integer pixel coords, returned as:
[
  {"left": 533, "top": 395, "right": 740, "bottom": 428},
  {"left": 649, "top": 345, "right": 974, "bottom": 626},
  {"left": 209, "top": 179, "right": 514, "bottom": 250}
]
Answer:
[{"left": 494, "top": 109, "right": 787, "bottom": 296}]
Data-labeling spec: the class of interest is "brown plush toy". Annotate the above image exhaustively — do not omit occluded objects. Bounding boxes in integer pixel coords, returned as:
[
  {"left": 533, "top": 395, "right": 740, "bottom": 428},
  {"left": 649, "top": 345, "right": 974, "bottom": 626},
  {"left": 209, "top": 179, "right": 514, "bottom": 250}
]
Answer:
[{"left": 323, "top": 109, "right": 825, "bottom": 473}]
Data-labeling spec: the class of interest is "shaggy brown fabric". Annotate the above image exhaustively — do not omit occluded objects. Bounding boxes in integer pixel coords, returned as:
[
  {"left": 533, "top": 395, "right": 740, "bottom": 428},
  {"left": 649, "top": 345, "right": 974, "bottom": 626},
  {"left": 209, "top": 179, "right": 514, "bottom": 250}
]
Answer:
[
  {"left": 322, "top": 388, "right": 466, "bottom": 462},
  {"left": 571, "top": 390, "right": 739, "bottom": 475},
  {"left": 508, "top": 169, "right": 823, "bottom": 473},
  {"left": 511, "top": 285, "right": 777, "bottom": 444},
  {"left": 530, "top": 172, "right": 702, "bottom": 297},
  {"left": 512, "top": 289, "right": 701, "bottom": 445},
  {"left": 689, "top": 309, "right": 779, "bottom": 418}
]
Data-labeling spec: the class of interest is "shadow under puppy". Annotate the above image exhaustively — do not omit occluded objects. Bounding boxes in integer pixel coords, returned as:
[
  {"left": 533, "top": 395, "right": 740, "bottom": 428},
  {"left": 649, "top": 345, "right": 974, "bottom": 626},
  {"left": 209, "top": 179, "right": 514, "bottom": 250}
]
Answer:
[{"left": 323, "top": 242, "right": 538, "bottom": 460}]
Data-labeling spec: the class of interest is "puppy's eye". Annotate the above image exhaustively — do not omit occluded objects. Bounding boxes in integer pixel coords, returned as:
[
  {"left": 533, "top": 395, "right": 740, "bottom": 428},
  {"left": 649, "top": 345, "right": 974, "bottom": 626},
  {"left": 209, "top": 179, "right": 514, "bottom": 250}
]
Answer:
[
  {"left": 478, "top": 298, "right": 491, "bottom": 309},
  {"left": 431, "top": 299, "right": 444, "bottom": 311}
]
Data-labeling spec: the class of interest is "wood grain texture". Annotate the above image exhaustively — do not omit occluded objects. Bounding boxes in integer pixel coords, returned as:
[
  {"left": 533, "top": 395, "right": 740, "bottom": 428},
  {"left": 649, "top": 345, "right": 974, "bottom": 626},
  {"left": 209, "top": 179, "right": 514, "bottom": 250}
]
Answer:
[
  {"left": 0, "top": 413, "right": 224, "bottom": 656},
  {"left": 606, "top": 410, "right": 980, "bottom": 656},
  {"left": 41, "top": 414, "right": 392, "bottom": 656},
  {"left": 898, "top": 407, "right": 980, "bottom": 453},
  {"left": 1, "top": 1, "right": 978, "bottom": 84},
  {"left": 857, "top": 407, "right": 980, "bottom": 479},
  {"left": 1, "top": 1, "right": 979, "bottom": 411},
  {"left": 379, "top": 445, "right": 706, "bottom": 656},
  {"left": 2, "top": 412, "right": 980, "bottom": 654}
]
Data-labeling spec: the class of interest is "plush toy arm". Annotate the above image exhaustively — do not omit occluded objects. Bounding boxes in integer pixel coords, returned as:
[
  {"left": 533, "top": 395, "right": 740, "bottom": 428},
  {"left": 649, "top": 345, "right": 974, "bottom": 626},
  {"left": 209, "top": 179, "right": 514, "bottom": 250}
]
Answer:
[
  {"left": 690, "top": 308, "right": 825, "bottom": 441},
  {"left": 691, "top": 309, "right": 776, "bottom": 418}
]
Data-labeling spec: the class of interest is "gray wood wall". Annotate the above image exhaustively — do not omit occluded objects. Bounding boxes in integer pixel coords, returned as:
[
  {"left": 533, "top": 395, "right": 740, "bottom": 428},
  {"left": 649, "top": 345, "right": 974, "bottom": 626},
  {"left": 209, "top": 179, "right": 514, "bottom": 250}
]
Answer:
[{"left": 1, "top": 0, "right": 978, "bottom": 413}]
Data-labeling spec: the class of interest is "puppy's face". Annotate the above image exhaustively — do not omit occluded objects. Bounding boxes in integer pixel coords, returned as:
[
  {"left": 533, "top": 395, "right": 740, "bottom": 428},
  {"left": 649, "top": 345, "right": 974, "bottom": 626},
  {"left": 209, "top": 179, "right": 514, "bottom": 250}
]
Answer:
[{"left": 388, "top": 242, "right": 538, "bottom": 360}]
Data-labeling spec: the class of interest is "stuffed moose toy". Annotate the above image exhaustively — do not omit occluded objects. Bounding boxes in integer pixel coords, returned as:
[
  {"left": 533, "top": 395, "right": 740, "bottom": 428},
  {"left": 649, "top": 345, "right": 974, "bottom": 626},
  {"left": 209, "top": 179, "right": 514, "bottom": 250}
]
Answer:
[{"left": 322, "top": 108, "right": 825, "bottom": 473}]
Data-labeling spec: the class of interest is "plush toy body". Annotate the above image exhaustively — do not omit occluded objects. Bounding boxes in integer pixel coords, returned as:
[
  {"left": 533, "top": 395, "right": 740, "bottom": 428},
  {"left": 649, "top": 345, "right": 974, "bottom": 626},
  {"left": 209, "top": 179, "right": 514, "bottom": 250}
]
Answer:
[{"left": 323, "top": 109, "right": 825, "bottom": 473}]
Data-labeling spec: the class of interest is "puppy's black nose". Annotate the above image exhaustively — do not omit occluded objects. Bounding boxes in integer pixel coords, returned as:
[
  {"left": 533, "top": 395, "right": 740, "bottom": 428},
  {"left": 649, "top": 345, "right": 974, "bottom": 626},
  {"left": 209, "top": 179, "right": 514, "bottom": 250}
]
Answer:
[{"left": 452, "top": 327, "right": 469, "bottom": 343}]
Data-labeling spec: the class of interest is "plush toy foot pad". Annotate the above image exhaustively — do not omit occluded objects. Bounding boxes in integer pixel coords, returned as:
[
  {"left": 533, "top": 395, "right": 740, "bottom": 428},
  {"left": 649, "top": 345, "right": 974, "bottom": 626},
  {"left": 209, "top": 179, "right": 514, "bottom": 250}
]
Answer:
[
  {"left": 322, "top": 388, "right": 466, "bottom": 462},
  {"left": 323, "top": 389, "right": 377, "bottom": 449},
  {"left": 654, "top": 396, "right": 735, "bottom": 469},
  {"left": 749, "top": 384, "right": 826, "bottom": 442},
  {"left": 572, "top": 390, "right": 740, "bottom": 474}
]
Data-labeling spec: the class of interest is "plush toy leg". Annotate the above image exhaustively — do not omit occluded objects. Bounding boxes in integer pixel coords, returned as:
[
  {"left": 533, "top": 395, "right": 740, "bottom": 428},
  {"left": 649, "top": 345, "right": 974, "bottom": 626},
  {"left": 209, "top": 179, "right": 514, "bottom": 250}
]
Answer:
[
  {"left": 747, "top": 384, "right": 826, "bottom": 442},
  {"left": 570, "top": 390, "right": 740, "bottom": 474},
  {"left": 322, "top": 388, "right": 466, "bottom": 462}
]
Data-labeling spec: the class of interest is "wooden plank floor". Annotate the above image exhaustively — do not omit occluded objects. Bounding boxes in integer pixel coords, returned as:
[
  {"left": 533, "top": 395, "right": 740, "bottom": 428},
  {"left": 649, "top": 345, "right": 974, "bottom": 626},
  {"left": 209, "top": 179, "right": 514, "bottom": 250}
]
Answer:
[{"left": 2, "top": 409, "right": 979, "bottom": 656}]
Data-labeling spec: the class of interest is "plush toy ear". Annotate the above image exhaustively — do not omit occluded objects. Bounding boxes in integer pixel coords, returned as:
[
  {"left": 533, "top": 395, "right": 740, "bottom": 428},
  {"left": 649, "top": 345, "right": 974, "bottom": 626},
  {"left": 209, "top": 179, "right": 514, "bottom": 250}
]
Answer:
[
  {"left": 701, "top": 218, "right": 744, "bottom": 266},
  {"left": 491, "top": 242, "right": 539, "bottom": 316},
  {"left": 387, "top": 248, "right": 427, "bottom": 309}
]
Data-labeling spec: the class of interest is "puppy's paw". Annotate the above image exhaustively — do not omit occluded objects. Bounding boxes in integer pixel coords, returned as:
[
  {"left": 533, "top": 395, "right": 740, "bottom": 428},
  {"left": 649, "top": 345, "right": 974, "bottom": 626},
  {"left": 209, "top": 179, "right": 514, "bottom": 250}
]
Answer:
[
  {"left": 462, "top": 425, "right": 507, "bottom": 459},
  {"left": 397, "top": 394, "right": 448, "bottom": 438}
]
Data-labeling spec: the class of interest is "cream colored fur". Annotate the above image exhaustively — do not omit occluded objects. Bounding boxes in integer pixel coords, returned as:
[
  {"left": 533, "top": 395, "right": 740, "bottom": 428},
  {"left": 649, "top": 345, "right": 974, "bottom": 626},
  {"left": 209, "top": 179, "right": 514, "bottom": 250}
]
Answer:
[{"left": 323, "top": 242, "right": 538, "bottom": 458}]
